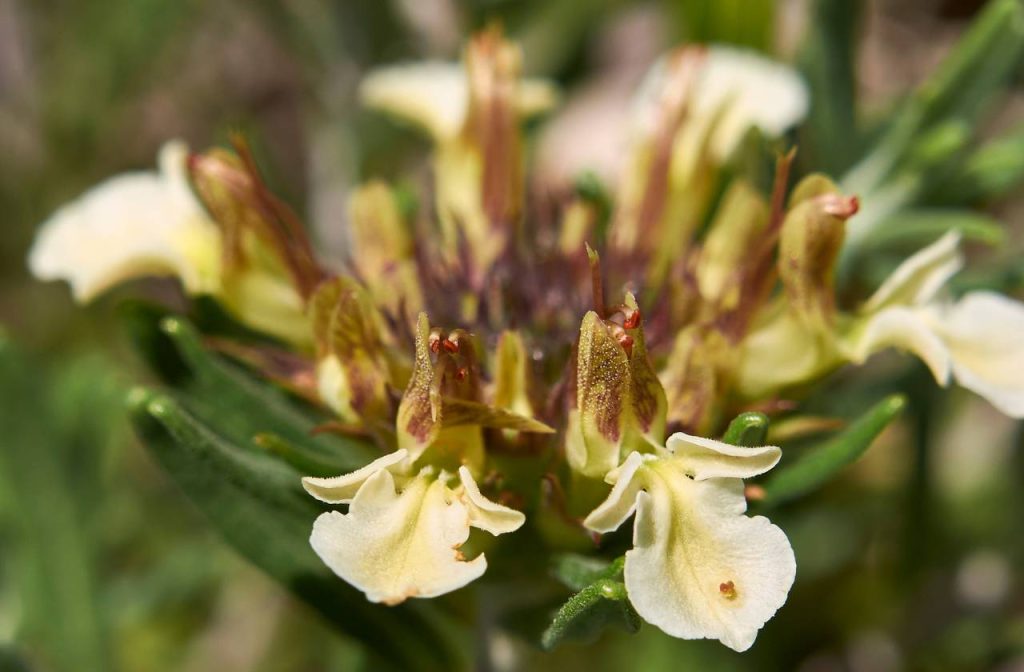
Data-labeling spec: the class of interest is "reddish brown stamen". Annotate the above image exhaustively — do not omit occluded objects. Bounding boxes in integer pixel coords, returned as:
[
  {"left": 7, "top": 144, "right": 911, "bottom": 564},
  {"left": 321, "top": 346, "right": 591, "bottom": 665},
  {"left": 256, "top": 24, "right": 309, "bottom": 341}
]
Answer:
[
  {"left": 719, "top": 580, "right": 737, "bottom": 600},
  {"left": 623, "top": 308, "right": 641, "bottom": 330}
]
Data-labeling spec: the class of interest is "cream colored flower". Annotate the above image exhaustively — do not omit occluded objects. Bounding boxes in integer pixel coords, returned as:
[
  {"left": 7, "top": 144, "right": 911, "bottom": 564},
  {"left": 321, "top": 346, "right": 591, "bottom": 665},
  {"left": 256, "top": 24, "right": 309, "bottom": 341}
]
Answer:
[
  {"left": 360, "top": 61, "right": 557, "bottom": 144},
  {"left": 738, "top": 231, "right": 1024, "bottom": 418},
  {"left": 847, "top": 232, "right": 1024, "bottom": 417},
  {"left": 303, "top": 449, "right": 524, "bottom": 604},
  {"left": 631, "top": 45, "right": 809, "bottom": 167},
  {"left": 584, "top": 434, "right": 795, "bottom": 651},
  {"left": 28, "top": 141, "right": 222, "bottom": 302}
]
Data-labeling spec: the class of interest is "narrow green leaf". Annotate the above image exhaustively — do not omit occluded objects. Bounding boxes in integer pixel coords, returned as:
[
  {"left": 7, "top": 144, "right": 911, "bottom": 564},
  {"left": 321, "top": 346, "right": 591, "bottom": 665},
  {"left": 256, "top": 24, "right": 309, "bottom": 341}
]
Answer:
[
  {"left": 760, "top": 395, "right": 905, "bottom": 506},
  {"left": 0, "top": 341, "right": 110, "bottom": 672},
  {"left": 861, "top": 209, "right": 1005, "bottom": 249},
  {"left": 120, "top": 301, "right": 376, "bottom": 471},
  {"left": 843, "top": 0, "right": 1024, "bottom": 196},
  {"left": 721, "top": 411, "right": 770, "bottom": 447},
  {"left": 127, "top": 387, "right": 466, "bottom": 672},
  {"left": 933, "top": 124, "right": 1024, "bottom": 204},
  {"left": 541, "top": 555, "right": 639, "bottom": 651},
  {"left": 798, "top": 0, "right": 861, "bottom": 175},
  {"left": 254, "top": 432, "right": 355, "bottom": 478}
]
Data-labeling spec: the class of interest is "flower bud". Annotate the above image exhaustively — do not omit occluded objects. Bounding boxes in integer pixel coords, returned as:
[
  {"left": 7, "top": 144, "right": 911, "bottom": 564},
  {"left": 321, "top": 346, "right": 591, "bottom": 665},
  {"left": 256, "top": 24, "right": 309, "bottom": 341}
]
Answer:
[
  {"left": 188, "top": 139, "right": 322, "bottom": 300},
  {"left": 778, "top": 175, "right": 859, "bottom": 327},
  {"left": 309, "top": 277, "right": 399, "bottom": 438},
  {"left": 567, "top": 294, "right": 667, "bottom": 478},
  {"left": 396, "top": 314, "right": 552, "bottom": 469}
]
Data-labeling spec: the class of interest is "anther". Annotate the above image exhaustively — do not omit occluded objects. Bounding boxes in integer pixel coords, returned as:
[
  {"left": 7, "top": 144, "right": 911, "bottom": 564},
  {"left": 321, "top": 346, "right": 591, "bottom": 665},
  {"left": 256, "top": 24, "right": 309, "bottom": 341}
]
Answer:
[
  {"left": 623, "top": 308, "right": 641, "bottom": 330},
  {"left": 442, "top": 338, "right": 459, "bottom": 353},
  {"left": 719, "top": 580, "right": 737, "bottom": 601}
]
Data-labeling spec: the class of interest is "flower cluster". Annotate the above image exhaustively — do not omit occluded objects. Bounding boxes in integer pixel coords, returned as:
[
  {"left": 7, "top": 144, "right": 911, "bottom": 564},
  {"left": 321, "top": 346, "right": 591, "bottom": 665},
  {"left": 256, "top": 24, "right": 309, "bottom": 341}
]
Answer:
[{"left": 30, "top": 27, "right": 1024, "bottom": 652}]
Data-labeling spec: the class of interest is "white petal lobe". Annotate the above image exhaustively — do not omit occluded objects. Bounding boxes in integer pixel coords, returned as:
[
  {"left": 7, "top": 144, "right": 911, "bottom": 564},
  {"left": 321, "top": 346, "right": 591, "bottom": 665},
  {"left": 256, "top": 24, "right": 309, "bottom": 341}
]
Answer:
[
  {"left": 847, "top": 306, "right": 952, "bottom": 384},
  {"left": 302, "top": 449, "right": 411, "bottom": 503},
  {"left": 861, "top": 231, "right": 962, "bottom": 312},
  {"left": 582, "top": 451, "right": 648, "bottom": 534},
  {"left": 624, "top": 463, "right": 796, "bottom": 652},
  {"left": 936, "top": 292, "right": 1024, "bottom": 417},
  {"left": 665, "top": 432, "right": 781, "bottom": 480},
  {"left": 28, "top": 141, "right": 221, "bottom": 302},
  {"left": 309, "top": 470, "right": 485, "bottom": 605},
  {"left": 458, "top": 466, "right": 525, "bottom": 535}
]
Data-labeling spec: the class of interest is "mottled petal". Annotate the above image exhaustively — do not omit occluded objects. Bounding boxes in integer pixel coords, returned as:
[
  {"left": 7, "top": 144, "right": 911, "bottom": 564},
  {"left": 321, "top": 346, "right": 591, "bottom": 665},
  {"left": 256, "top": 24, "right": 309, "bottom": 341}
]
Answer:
[
  {"left": 301, "top": 449, "right": 411, "bottom": 503},
  {"left": 457, "top": 466, "right": 525, "bottom": 535},
  {"left": 936, "top": 292, "right": 1024, "bottom": 417},
  {"left": 309, "top": 470, "right": 484, "bottom": 604},
  {"left": 28, "top": 141, "right": 221, "bottom": 302},
  {"left": 665, "top": 432, "right": 781, "bottom": 480},
  {"left": 861, "top": 231, "right": 963, "bottom": 312},
  {"left": 624, "top": 461, "right": 795, "bottom": 652},
  {"left": 846, "top": 306, "right": 952, "bottom": 384}
]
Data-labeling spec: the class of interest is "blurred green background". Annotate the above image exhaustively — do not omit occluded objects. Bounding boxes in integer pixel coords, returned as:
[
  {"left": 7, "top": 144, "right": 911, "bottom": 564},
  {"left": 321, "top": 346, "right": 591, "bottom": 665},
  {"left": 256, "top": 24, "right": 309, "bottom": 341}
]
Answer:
[{"left": 1, "top": 0, "right": 1023, "bottom": 670}]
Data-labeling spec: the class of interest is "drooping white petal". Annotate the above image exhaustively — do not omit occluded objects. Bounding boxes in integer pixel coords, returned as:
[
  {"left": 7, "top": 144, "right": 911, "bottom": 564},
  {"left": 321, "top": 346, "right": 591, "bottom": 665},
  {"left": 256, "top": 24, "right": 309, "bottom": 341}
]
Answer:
[
  {"left": 28, "top": 140, "right": 222, "bottom": 302},
  {"left": 360, "top": 62, "right": 557, "bottom": 142},
  {"left": 622, "top": 460, "right": 795, "bottom": 652},
  {"left": 457, "top": 466, "right": 525, "bottom": 535},
  {"left": 309, "top": 469, "right": 484, "bottom": 604},
  {"left": 845, "top": 306, "right": 952, "bottom": 384},
  {"left": 302, "top": 449, "right": 411, "bottom": 503},
  {"left": 934, "top": 292, "right": 1024, "bottom": 417},
  {"left": 665, "top": 432, "right": 781, "bottom": 480},
  {"left": 632, "top": 46, "right": 808, "bottom": 162},
  {"left": 861, "top": 231, "right": 963, "bottom": 313},
  {"left": 582, "top": 451, "right": 650, "bottom": 534}
]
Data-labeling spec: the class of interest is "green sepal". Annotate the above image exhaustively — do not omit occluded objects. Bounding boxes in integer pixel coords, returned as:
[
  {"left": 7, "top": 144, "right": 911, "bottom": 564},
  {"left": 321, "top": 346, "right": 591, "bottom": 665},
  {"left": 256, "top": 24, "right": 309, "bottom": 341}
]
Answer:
[{"left": 720, "top": 411, "right": 770, "bottom": 447}]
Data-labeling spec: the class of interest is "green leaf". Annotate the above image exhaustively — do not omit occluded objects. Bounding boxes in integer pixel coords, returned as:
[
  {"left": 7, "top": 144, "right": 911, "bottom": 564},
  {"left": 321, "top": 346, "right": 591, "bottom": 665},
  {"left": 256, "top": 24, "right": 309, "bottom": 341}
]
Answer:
[
  {"left": 541, "top": 556, "right": 640, "bottom": 650},
  {"left": 760, "top": 395, "right": 905, "bottom": 507},
  {"left": 720, "top": 411, "right": 770, "bottom": 447},
  {"left": 861, "top": 209, "right": 1005, "bottom": 249},
  {"left": 798, "top": 0, "right": 861, "bottom": 175},
  {"left": 844, "top": 0, "right": 1024, "bottom": 197},
  {"left": 932, "top": 124, "right": 1024, "bottom": 204},
  {"left": 120, "top": 301, "right": 376, "bottom": 471},
  {"left": 0, "top": 339, "right": 112, "bottom": 672},
  {"left": 127, "top": 387, "right": 467, "bottom": 672}
]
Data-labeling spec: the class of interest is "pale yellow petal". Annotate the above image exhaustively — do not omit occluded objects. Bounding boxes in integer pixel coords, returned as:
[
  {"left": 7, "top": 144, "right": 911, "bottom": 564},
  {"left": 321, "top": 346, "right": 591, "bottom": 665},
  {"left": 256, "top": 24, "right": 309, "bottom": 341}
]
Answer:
[
  {"left": 665, "top": 432, "right": 781, "bottom": 480},
  {"left": 29, "top": 140, "right": 221, "bottom": 302},
  {"left": 309, "top": 470, "right": 484, "bottom": 604},
  {"left": 935, "top": 291, "right": 1024, "bottom": 417},
  {"left": 624, "top": 460, "right": 795, "bottom": 651},
  {"left": 582, "top": 451, "right": 649, "bottom": 534},
  {"left": 861, "top": 231, "right": 962, "bottom": 313},
  {"left": 845, "top": 306, "right": 952, "bottom": 384},
  {"left": 457, "top": 466, "right": 525, "bottom": 535},
  {"left": 301, "top": 449, "right": 411, "bottom": 503}
]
